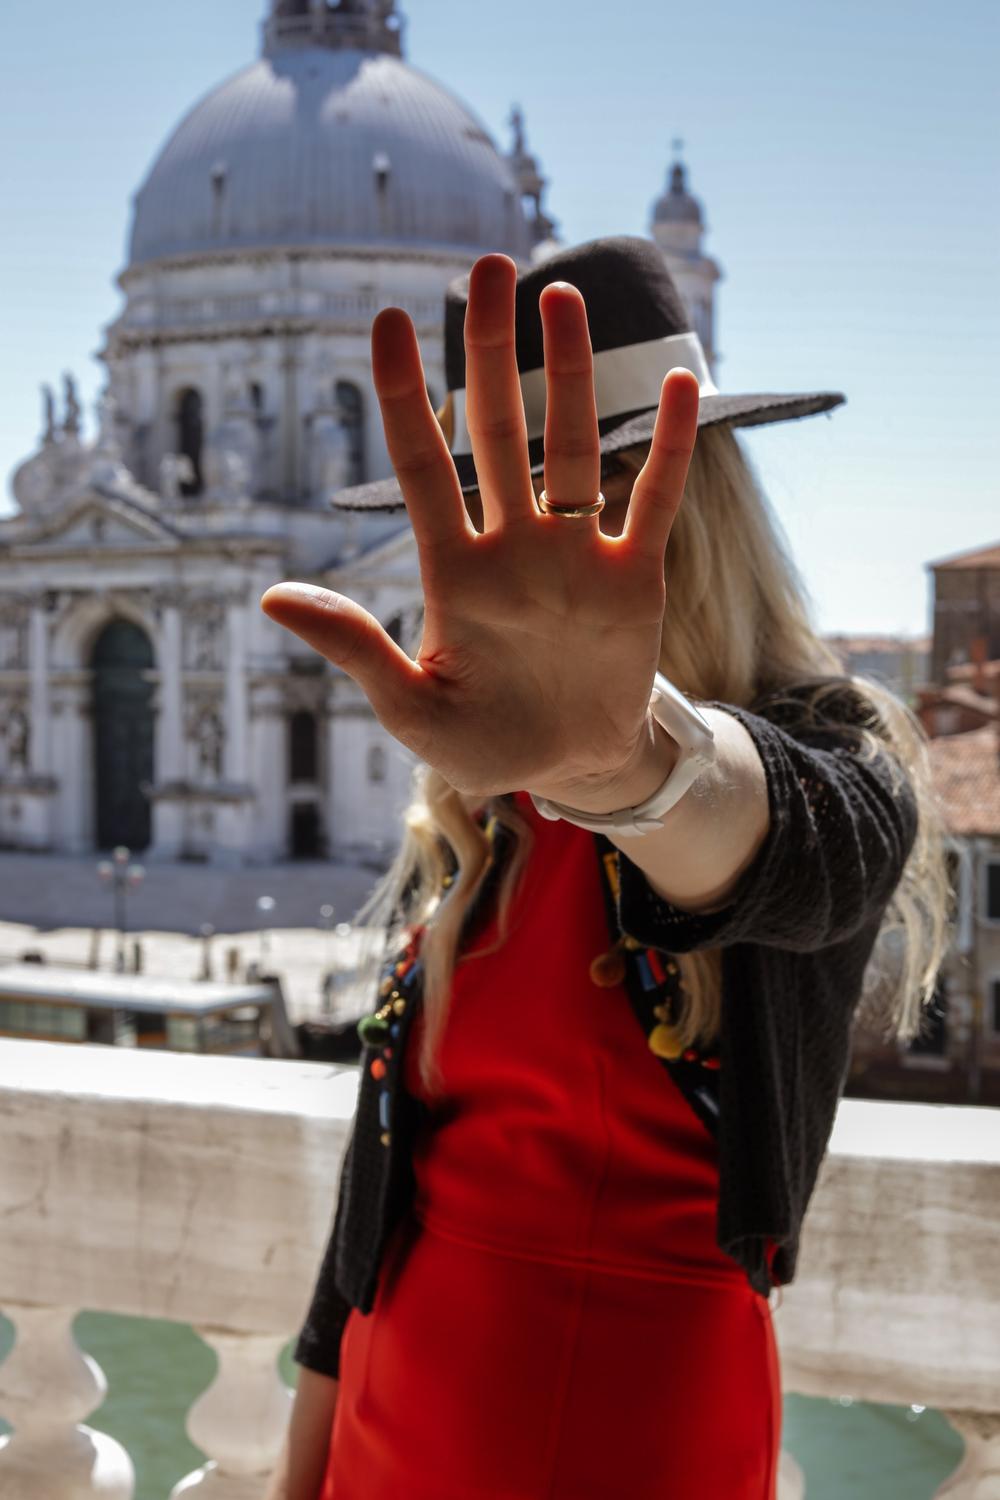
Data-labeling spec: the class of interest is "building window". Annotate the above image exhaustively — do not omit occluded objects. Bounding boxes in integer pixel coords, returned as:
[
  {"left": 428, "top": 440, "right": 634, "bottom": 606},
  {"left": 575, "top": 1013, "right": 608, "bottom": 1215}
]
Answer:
[
  {"left": 985, "top": 861, "right": 1000, "bottom": 923},
  {"left": 367, "top": 745, "right": 387, "bottom": 784},
  {"left": 175, "top": 387, "right": 204, "bottom": 495},
  {"left": 336, "top": 381, "right": 365, "bottom": 486},
  {"left": 909, "top": 976, "right": 948, "bottom": 1057},
  {"left": 289, "top": 710, "right": 319, "bottom": 783}
]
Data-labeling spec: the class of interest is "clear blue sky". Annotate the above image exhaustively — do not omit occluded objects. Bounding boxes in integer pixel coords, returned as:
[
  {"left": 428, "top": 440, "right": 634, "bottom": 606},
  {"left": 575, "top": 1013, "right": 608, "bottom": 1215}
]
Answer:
[{"left": 1, "top": 0, "right": 997, "bottom": 635}]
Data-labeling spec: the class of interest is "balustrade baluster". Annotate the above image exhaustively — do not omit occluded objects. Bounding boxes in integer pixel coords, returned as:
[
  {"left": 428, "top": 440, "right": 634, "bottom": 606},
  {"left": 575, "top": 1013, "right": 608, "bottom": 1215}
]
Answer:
[
  {"left": 778, "top": 1448, "right": 807, "bottom": 1497},
  {"left": 170, "top": 1329, "right": 292, "bottom": 1498},
  {"left": 935, "top": 1412, "right": 1000, "bottom": 1498},
  {"left": 0, "top": 1303, "right": 134, "bottom": 1499}
]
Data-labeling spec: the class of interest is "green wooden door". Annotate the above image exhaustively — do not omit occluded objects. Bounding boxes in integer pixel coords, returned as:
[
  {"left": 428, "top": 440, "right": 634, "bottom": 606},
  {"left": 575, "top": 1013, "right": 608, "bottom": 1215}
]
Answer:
[{"left": 92, "top": 620, "right": 155, "bottom": 852}]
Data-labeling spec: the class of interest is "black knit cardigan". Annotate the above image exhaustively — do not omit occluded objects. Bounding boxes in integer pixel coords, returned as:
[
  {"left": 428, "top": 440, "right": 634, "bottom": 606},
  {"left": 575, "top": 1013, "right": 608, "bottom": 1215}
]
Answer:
[{"left": 294, "top": 686, "right": 919, "bottom": 1379}]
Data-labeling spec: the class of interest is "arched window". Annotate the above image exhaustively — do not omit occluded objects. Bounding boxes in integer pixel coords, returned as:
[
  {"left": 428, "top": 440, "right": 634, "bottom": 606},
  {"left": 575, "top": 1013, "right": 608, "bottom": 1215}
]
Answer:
[
  {"left": 250, "top": 382, "right": 265, "bottom": 415},
  {"left": 335, "top": 381, "right": 365, "bottom": 486},
  {"left": 175, "top": 387, "right": 204, "bottom": 496},
  {"left": 289, "top": 710, "right": 319, "bottom": 783},
  {"left": 367, "top": 745, "right": 387, "bottom": 784}
]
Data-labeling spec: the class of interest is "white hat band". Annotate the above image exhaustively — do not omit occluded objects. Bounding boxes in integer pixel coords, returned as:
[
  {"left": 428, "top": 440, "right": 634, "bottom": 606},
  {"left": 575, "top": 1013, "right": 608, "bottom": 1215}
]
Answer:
[{"left": 449, "top": 331, "right": 717, "bottom": 459}]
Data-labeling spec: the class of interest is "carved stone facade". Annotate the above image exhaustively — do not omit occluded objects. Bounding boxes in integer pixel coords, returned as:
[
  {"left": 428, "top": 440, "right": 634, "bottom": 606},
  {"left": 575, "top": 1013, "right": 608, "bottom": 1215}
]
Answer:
[
  {"left": 0, "top": 4, "right": 719, "bottom": 866},
  {"left": 0, "top": 483, "right": 423, "bottom": 862}
]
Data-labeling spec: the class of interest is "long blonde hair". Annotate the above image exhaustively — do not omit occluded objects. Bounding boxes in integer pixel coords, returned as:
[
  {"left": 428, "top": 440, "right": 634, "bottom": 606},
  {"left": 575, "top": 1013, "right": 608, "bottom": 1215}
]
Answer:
[{"left": 361, "top": 425, "right": 951, "bottom": 1096}]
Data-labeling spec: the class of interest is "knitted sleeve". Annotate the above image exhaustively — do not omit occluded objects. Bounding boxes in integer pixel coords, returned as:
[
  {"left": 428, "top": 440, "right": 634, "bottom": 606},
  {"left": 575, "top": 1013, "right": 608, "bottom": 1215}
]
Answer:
[
  {"left": 292, "top": 1126, "right": 357, "bottom": 1380},
  {"left": 615, "top": 692, "right": 919, "bottom": 954}
]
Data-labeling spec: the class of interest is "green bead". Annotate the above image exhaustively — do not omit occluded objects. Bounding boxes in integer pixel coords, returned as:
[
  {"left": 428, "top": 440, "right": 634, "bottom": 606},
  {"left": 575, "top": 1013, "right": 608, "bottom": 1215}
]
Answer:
[{"left": 357, "top": 1015, "right": 390, "bottom": 1045}]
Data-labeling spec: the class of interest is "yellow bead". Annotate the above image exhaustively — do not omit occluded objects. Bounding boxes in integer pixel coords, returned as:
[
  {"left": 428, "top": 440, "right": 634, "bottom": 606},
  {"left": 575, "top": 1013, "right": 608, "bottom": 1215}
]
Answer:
[
  {"left": 380, "top": 1131, "right": 391, "bottom": 1147},
  {"left": 392, "top": 997, "right": 407, "bottom": 1016},
  {"left": 648, "top": 1023, "right": 684, "bottom": 1060},
  {"left": 380, "top": 977, "right": 394, "bottom": 996},
  {"left": 652, "top": 1003, "right": 671, "bottom": 1023}
]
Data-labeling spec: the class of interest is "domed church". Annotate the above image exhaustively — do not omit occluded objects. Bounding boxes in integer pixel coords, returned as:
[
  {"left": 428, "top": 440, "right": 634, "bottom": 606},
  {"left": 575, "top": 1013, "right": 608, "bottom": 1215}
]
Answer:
[{"left": 0, "top": 0, "right": 719, "bottom": 866}]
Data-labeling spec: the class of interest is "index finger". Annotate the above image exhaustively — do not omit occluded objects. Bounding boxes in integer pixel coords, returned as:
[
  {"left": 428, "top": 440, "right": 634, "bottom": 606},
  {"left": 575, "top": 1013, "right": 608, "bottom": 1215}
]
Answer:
[{"left": 372, "top": 307, "right": 473, "bottom": 550}]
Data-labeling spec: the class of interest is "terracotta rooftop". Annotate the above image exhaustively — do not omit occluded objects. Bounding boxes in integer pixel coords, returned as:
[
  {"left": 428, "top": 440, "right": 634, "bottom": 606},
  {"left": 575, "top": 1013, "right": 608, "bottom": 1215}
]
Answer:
[
  {"left": 946, "top": 659, "right": 1000, "bottom": 685},
  {"left": 825, "top": 634, "right": 930, "bottom": 653},
  {"left": 929, "top": 540, "right": 1000, "bottom": 571},
  {"left": 928, "top": 726, "right": 1000, "bottom": 836}
]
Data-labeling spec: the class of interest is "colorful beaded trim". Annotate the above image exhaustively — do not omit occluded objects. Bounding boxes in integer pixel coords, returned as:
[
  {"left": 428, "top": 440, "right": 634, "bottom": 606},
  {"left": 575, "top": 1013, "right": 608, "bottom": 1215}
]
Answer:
[
  {"left": 356, "top": 929, "right": 425, "bottom": 1149},
  {"left": 597, "top": 850, "right": 721, "bottom": 1072}
]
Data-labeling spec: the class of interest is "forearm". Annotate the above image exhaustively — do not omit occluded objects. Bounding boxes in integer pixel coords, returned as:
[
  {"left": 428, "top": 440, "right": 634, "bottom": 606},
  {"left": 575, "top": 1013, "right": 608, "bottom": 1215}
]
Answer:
[
  {"left": 549, "top": 708, "right": 770, "bottom": 914},
  {"left": 264, "top": 1367, "right": 339, "bottom": 1500}
]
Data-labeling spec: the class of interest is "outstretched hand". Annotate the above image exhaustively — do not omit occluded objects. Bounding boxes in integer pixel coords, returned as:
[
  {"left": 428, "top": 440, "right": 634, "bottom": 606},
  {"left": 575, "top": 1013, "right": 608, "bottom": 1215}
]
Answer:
[{"left": 261, "top": 255, "right": 699, "bottom": 808}]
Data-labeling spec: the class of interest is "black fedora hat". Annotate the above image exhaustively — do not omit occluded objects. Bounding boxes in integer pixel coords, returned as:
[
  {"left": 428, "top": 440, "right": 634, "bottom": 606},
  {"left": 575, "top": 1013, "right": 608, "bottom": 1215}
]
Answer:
[{"left": 333, "top": 235, "right": 845, "bottom": 511}]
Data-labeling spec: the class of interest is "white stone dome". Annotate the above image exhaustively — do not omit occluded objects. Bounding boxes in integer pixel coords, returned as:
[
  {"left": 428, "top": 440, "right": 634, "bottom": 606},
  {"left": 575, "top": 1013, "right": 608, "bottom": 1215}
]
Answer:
[{"left": 128, "top": 44, "right": 530, "bottom": 267}]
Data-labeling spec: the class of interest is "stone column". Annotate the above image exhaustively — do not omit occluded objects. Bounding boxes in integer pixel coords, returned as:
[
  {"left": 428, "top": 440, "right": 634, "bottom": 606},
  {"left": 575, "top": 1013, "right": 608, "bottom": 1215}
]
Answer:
[
  {"left": 28, "top": 604, "right": 50, "bottom": 777},
  {"left": 281, "top": 335, "right": 301, "bottom": 500},
  {"left": 150, "top": 599, "right": 186, "bottom": 860},
  {"left": 225, "top": 598, "right": 249, "bottom": 782},
  {"left": 158, "top": 604, "right": 184, "bottom": 778}
]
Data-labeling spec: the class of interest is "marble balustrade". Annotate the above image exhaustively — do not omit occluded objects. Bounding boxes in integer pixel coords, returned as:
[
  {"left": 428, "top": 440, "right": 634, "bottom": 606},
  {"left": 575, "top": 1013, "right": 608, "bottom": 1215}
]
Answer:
[{"left": 0, "top": 1037, "right": 997, "bottom": 1499}]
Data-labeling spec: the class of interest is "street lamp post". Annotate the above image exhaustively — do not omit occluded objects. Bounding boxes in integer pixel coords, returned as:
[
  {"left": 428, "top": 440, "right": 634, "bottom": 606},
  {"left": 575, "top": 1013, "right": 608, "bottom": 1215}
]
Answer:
[
  {"left": 319, "top": 903, "right": 335, "bottom": 1016},
  {"left": 199, "top": 923, "right": 215, "bottom": 982},
  {"left": 256, "top": 895, "right": 276, "bottom": 972},
  {"left": 96, "top": 846, "right": 145, "bottom": 974}
]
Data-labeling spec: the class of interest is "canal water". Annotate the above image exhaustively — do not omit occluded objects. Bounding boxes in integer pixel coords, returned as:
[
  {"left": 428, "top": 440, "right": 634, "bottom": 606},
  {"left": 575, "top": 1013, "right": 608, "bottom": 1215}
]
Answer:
[{"left": 0, "top": 1311, "right": 964, "bottom": 1498}]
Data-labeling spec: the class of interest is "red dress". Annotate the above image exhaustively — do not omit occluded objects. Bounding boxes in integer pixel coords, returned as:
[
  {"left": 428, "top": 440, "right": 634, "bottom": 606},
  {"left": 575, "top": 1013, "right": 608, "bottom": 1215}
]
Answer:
[{"left": 323, "top": 796, "right": 782, "bottom": 1500}]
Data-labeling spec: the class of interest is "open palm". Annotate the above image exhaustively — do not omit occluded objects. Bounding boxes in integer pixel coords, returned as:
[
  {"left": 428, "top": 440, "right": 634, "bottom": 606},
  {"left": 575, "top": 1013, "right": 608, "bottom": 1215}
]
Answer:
[{"left": 262, "top": 255, "right": 699, "bottom": 806}]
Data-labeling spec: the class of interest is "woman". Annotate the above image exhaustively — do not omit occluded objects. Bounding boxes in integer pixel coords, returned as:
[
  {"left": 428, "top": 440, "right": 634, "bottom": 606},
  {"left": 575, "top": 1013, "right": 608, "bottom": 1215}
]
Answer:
[{"left": 261, "top": 238, "right": 948, "bottom": 1499}]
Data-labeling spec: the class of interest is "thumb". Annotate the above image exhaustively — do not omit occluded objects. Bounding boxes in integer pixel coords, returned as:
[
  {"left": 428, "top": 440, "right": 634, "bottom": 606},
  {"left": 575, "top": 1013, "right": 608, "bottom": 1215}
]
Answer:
[{"left": 261, "top": 583, "right": 427, "bottom": 744}]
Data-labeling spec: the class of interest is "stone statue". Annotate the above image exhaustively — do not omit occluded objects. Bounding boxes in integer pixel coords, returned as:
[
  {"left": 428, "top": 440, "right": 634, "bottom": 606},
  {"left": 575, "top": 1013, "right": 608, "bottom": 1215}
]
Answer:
[
  {"left": 63, "top": 374, "right": 81, "bottom": 437},
  {"left": 188, "top": 602, "right": 224, "bottom": 671},
  {"left": 195, "top": 710, "right": 224, "bottom": 780},
  {"left": 216, "top": 448, "right": 250, "bottom": 504},
  {"left": 509, "top": 103, "right": 526, "bottom": 158},
  {"left": 159, "top": 452, "right": 196, "bottom": 502},
  {"left": 42, "top": 385, "right": 56, "bottom": 444},
  {"left": 6, "top": 709, "right": 30, "bottom": 773}
]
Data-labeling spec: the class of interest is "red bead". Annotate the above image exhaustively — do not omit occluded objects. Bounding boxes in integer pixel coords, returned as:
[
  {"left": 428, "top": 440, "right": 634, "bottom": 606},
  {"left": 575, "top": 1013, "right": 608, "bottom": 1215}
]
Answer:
[
  {"left": 370, "top": 1058, "right": 388, "bottom": 1080},
  {"left": 384, "top": 1047, "right": 393, "bottom": 1060},
  {"left": 647, "top": 949, "right": 667, "bottom": 985},
  {"left": 701, "top": 1055, "right": 722, "bottom": 1070},
  {"left": 682, "top": 1048, "right": 699, "bottom": 1063}
]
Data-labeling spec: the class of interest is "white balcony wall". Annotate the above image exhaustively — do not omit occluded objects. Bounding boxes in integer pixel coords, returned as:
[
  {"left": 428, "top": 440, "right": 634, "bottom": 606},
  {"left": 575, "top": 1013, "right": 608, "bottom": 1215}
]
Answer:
[{"left": 0, "top": 1040, "right": 998, "bottom": 1498}]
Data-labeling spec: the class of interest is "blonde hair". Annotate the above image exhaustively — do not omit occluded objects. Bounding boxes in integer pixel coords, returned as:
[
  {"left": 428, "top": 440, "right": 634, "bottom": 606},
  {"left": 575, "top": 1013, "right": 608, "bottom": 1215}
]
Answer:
[{"left": 361, "top": 424, "right": 951, "bottom": 1096}]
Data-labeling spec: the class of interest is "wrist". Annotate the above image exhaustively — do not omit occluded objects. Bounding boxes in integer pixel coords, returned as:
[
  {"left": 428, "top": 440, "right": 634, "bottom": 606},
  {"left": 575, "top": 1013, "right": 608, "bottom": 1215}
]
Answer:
[{"left": 532, "top": 715, "right": 681, "bottom": 819}]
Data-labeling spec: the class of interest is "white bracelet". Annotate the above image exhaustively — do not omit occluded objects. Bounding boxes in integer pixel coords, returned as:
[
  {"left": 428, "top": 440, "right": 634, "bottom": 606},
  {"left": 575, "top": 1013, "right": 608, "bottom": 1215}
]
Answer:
[{"left": 529, "top": 673, "right": 716, "bottom": 838}]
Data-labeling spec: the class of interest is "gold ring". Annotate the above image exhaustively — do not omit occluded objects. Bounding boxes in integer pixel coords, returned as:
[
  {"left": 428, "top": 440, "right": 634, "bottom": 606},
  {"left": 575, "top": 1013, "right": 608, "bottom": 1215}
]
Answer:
[{"left": 537, "top": 490, "right": 606, "bottom": 519}]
